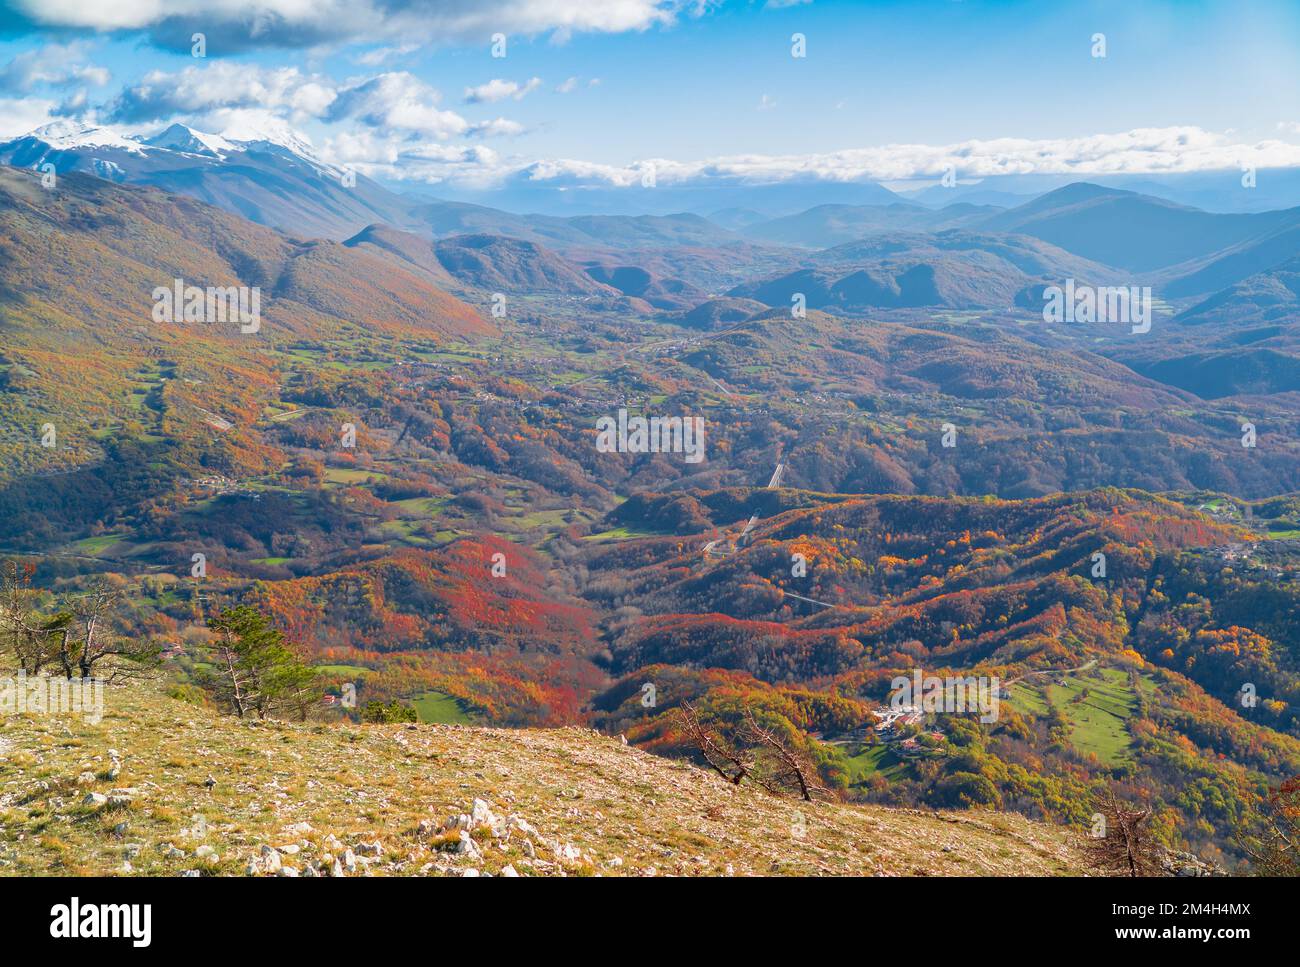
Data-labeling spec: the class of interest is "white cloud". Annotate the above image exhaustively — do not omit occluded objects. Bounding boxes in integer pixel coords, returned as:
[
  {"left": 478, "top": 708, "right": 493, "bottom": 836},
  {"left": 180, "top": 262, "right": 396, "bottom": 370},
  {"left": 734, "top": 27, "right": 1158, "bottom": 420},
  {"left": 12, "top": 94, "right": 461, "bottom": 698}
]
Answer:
[
  {"left": 328, "top": 72, "right": 468, "bottom": 139},
  {"left": 176, "top": 108, "right": 322, "bottom": 158},
  {"left": 109, "top": 63, "right": 336, "bottom": 122},
  {"left": 0, "top": 96, "right": 56, "bottom": 138},
  {"left": 554, "top": 76, "right": 599, "bottom": 93},
  {"left": 324, "top": 125, "right": 1300, "bottom": 190},
  {"left": 4, "top": 0, "right": 687, "bottom": 50},
  {"left": 0, "top": 42, "right": 109, "bottom": 91},
  {"left": 330, "top": 137, "right": 504, "bottom": 188},
  {"left": 107, "top": 64, "right": 483, "bottom": 142},
  {"left": 323, "top": 129, "right": 404, "bottom": 165},
  {"left": 464, "top": 77, "right": 542, "bottom": 104},
  {"left": 468, "top": 117, "right": 526, "bottom": 137},
  {"left": 101, "top": 62, "right": 528, "bottom": 146},
  {"left": 544, "top": 127, "right": 1300, "bottom": 186}
]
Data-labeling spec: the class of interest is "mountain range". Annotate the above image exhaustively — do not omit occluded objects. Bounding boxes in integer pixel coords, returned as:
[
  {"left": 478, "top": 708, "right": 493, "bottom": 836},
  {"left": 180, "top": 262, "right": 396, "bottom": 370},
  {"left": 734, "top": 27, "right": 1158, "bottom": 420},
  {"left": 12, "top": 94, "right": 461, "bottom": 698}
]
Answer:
[{"left": 11, "top": 121, "right": 1300, "bottom": 315}]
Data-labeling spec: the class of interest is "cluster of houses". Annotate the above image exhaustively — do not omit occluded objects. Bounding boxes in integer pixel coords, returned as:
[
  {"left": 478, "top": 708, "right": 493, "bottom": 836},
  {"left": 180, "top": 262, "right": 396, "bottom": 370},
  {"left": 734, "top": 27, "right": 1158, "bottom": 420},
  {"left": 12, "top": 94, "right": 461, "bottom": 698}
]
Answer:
[
  {"left": 1214, "top": 542, "right": 1255, "bottom": 563},
  {"left": 189, "top": 474, "right": 259, "bottom": 500},
  {"left": 824, "top": 703, "right": 948, "bottom": 760}
]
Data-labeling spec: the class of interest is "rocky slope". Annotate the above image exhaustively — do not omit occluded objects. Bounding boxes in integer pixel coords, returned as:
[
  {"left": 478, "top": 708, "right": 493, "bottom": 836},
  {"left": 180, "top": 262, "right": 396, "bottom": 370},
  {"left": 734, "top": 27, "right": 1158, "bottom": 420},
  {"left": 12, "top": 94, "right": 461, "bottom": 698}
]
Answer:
[{"left": 0, "top": 673, "right": 1086, "bottom": 877}]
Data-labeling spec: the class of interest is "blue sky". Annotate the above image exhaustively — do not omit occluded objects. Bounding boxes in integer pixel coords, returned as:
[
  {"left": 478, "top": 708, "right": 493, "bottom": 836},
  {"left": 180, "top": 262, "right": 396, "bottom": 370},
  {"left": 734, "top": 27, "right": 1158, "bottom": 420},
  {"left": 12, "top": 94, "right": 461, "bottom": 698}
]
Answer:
[{"left": 2, "top": 0, "right": 1300, "bottom": 190}]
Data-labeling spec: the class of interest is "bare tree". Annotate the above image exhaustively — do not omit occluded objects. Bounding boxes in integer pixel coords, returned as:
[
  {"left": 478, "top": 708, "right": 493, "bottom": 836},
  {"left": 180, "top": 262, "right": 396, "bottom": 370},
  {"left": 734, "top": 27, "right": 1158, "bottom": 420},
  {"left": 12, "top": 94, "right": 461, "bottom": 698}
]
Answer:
[
  {"left": 1, "top": 559, "right": 50, "bottom": 674},
  {"left": 1238, "top": 776, "right": 1300, "bottom": 876},
  {"left": 678, "top": 702, "right": 825, "bottom": 803},
  {"left": 43, "top": 611, "right": 77, "bottom": 679},
  {"left": 678, "top": 701, "right": 751, "bottom": 785},
  {"left": 739, "top": 707, "right": 824, "bottom": 803},
  {"left": 70, "top": 580, "right": 157, "bottom": 682},
  {"left": 1, "top": 565, "right": 156, "bottom": 682},
  {"left": 1085, "top": 788, "right": 1161, "bottom": 876}
]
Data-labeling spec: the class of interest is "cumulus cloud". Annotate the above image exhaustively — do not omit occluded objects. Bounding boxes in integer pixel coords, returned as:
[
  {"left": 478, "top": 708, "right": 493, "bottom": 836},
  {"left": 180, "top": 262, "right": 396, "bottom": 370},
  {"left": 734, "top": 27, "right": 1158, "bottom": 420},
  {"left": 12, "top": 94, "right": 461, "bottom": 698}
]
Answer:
[
  {"left": 327, "top": 134, "right": 504, "bottom": 188},
  {"left": 200, "top": 108, "right": 317, "bottom": 151},
  {"left": 464, "top": 77, "right": 542, "bottom": 104},
  {"left": 0, "top": 0, "right": 687, "bottom": 51},
  {"left": 0, "top": 42, "right": 109, "bottom": 91},
  {"left": 101, "top": 62, "right": 525, "bottom": 143},
  {"left": 468, "top": 117, "right": 526, "bottom": 137},
  {"left": 327, "top": 72, "right": 468, "bottom": 139},
  {"left": 108, "top": 63, "right": 335, "bottom": 123},
  {"left": 51, "top": 89, "right": 90, "bottom": 117},
  {"left": 0, "top": 95, "right": 55, "bottom": 137}
]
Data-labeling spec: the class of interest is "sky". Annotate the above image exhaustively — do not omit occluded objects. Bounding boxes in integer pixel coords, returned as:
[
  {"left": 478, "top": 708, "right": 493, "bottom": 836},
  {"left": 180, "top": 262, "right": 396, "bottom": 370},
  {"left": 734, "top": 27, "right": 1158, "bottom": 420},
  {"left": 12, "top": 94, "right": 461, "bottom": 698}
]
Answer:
[{"left": 2, "top": 0, "right": 1300, "bottom": 192}]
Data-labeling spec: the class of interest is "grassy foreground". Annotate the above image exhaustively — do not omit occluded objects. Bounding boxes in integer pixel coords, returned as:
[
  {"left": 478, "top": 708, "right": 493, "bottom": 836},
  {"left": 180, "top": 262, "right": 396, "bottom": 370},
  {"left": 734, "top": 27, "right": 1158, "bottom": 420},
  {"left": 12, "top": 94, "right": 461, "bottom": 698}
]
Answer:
[{"left": 0, "top": 673, "right": 1088, "bottom": 877}]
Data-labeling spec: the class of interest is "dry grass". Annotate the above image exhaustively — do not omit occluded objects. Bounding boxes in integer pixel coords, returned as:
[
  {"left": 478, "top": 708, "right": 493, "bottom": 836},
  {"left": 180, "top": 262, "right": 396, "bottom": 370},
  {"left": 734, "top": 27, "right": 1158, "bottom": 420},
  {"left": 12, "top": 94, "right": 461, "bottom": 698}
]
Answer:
[{"left": 0, "top": 673, "right": 1087, "bottom": 877}]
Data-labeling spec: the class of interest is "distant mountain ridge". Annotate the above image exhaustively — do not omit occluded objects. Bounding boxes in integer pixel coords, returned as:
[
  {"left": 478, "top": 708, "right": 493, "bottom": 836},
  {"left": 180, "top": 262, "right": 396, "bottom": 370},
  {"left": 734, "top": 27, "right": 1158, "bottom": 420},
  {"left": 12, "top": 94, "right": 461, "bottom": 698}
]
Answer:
[
  {"left": 739, "top": 202, "right": 1003, "bottom": 248},
  {"left": 975, "top": 183, "right": 1300, "bottom": 272},
  {"left": 430, "top": 234, "right": 618, "bottom": 295},
  {"left": 730, "top": 230, "right": 1115, "bottom": 311}
]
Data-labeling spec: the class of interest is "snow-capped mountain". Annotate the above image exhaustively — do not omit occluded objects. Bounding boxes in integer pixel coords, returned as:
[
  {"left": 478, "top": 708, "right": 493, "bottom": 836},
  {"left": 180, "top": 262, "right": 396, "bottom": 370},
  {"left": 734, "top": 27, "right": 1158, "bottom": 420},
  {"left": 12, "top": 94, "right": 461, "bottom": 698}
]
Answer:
[
  {"left": 10, "top": 119, "right": 334, "bottom": 171},
  {"left": 141, "top": 123, "right": 238, "bottom": 159},
  {"left": 19, "top": 119, "right": 150, "bottom": 155},
  {"left": 0, "top": 120, "right": 414, "bottom": 240}
]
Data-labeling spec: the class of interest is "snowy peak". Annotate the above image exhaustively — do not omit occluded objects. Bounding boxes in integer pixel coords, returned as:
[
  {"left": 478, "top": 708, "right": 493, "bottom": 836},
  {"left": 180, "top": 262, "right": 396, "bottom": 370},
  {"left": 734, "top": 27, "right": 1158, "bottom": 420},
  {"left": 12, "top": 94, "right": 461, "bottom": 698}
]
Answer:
[
  {"left": 0, "top": 117, "right": 398, "bottom": 241},
  {"left": 7, "top": 119, "right": 325, "bottom": 170},
  {"left": 142, "top": 123, "right": 236, "bottom": 159},
  {"left": 24, "top": 120, "right": 147, "bottom": 155},
  {"left": 215, "top": 118, "right": 320, "bottom": 163}
]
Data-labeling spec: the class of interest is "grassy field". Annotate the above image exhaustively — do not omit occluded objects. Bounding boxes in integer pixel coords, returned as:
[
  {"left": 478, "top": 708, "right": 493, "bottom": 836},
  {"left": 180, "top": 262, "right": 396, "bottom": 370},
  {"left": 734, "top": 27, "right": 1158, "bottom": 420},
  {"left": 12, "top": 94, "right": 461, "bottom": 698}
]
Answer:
[
  {"left": 411, "top": 690, "right": 474, "bottom": 725},
  {"left": 584, "top": 525, "right": 662, "bottom": 541},
  {"left": 324, "top": 467, "right": 389, "bottom": 485},
  {"left": 70, "top": 533, "right": 129, "bottom": 555},
  {"left": 1046, "top": 670, "right": 1137, "bottom": 766},
  {"left": 840, "top": 743, "right": 912, "bottom": 785},
  {"left": 1005, "top": 668, "right": 1138, "bottom": 767},
  {"left": 314, "top": 664, "right": 371, "bottom": 677},
  {"left": 388, "top": 496, "right": 447, "bottom": 517}
]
